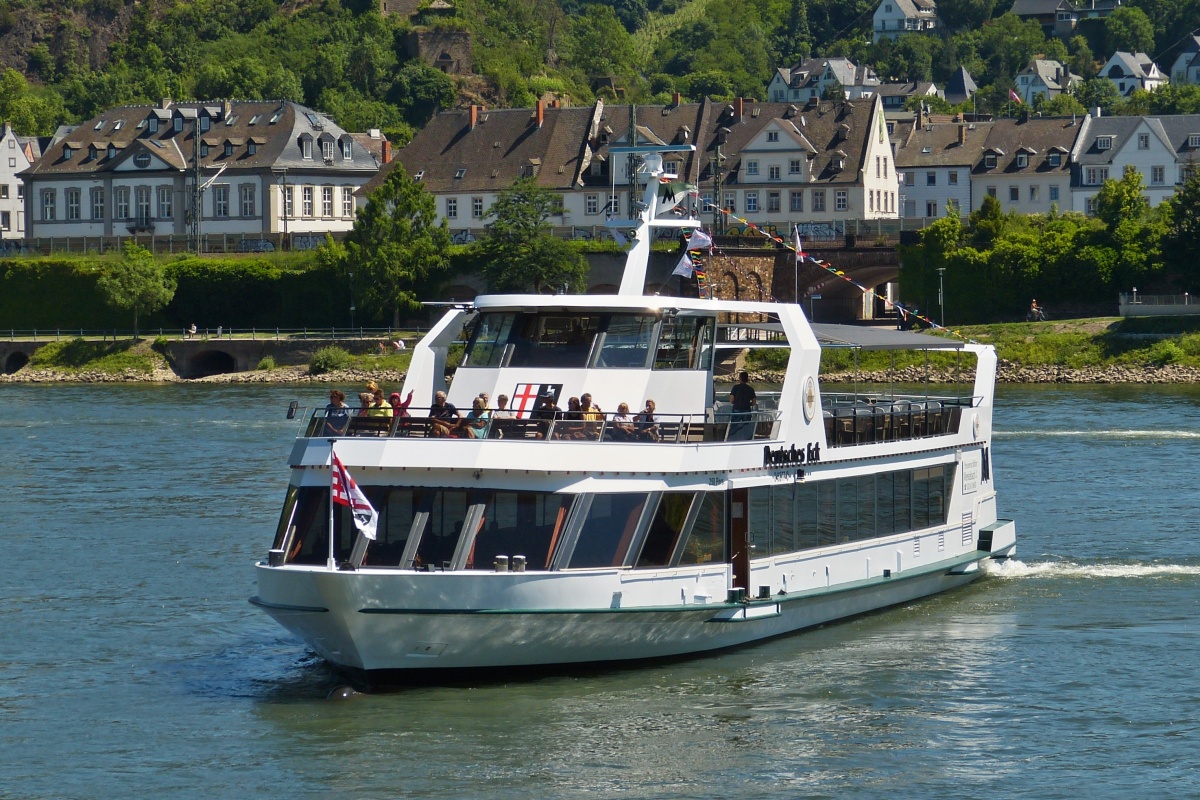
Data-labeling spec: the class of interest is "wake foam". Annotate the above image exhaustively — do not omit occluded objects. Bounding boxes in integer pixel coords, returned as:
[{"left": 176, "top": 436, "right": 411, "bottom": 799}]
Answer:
[
  {"left": 985, "top": 559, "right": 1200, "bottom": 579},
  {"left": 996, "top": 430, "right": 1200, "bottom": 440}
]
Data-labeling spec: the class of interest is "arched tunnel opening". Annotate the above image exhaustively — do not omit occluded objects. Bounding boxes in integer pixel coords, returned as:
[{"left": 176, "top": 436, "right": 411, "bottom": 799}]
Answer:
[
  {"left": 186, "top": 349, "right": 239, "bottom": 378},
  {"left": 4, "top": 351, "right": 30, "bottom": 374}
]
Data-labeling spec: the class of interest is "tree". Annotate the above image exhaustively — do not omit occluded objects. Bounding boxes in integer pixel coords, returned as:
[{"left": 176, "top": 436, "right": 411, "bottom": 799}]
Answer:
[
  {"left": 96, "top": 242, "right": 177, "bottom": 340},
  {"left": 1074, "top": 77, "right": 1121, "bottom": 114},
  {"left": 774, "top": 0, "right": 812, "bottom": 65},
  {"left": 1068, "top": 35, "right": 1096, "bottom": 80},
  {"left": 967, "top": 195, "right": 1006, "bottom": 249},
  {"left": 935, "top": 0, "right": 996, "bottom": 31},
  {"left": 1105, "top": 6, "right": 1154, "bottom": 55},
  {"left": 1093, "top": 165, "right": 1149, "bottom": 231},
  {"left": 478, "top": 177, "right": 588, "bottom": 293},
  {"left": 562, "top": 5, "right": 638, "bottom": 80},
  {"left": 1163, "top": 163, "right": 1200, "bottom": 282},
  {"left": 338, "top": 162, "right": 452, "bottom": 327}
]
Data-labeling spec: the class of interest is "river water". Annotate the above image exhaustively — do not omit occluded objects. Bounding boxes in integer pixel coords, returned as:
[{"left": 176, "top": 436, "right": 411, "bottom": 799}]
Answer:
[{"left": 1, "top": 383, "right": 1198, "bottom": 799}]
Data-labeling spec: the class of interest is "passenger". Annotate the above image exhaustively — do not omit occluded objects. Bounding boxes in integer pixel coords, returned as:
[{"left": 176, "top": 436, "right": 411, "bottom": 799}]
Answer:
[
  {"left": 609, "top": 402, "right": 636, "bottom": 441},
  {"left": 580, "top": 393, "right": 603, "bottom": 439},
  {"left": 389, "top": 390, "right": 414, "bottom": 418},
  {"left": 478, "top": 392, "right": 490, "bottom": 410},
  {"left": 463, "top": 396, "right": 491, "bottom": 439},
  {"left": 728, "top": 371, "right": 757, "bottom": 440},
  {"left": 429, "top": 391, "right": 461, "bottom": 437},
  {"left": 636, "top": 399, "right": 660, "bottom": 442},
  {"left": 531, "top": 392, "right": 559, "bottom": 439},
  {"left": 357, "top": 391, "right": 374, "bottom": 416},
  {"left": 368, "top": 388, "right": 393, "bottom": 418},
  {"left": 558, "top": 396, "right": 585, "bottom": 439},
  {"left": 493, "top": 394, "right": 515, "bottom": 419},
  {"left": 323, "top": 389, "right": 351, "bottom": 436}
]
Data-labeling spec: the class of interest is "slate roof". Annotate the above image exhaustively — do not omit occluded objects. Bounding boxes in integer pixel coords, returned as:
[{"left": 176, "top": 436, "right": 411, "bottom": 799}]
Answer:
[
  {"left": 22, "top": 100, "right": 379, "bottom": 179},
  {"left": 779, "top": 58, "right": 879, "bottom": 91},
  {"left": 894, "top": 120, "right": 994, "bottom": 169},
  {"left": 1010, "top": 0, "right": 1071, "bottom": 16},
  {"left": 893, "top": 0, "right": 938, "bottom": 14},
  {"left": 1104, "top": 51, "right": 1159, "bottom": 80},
  {"left": 943, "top": 66, "right": 978, "bottom": 105},
  {"left": 973, "top": 116, "right": 1082, "bottom": 175},
  {"left": 1074, "top": 114, "right": 1200, "bottom": 165},
  {"left": 1019, "top": 59, "right": 1079, "bottom": 91}
]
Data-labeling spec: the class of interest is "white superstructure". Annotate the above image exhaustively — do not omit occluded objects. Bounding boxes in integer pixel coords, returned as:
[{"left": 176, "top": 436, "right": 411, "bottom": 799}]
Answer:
[{"left": 252, "top": 147, "right": 1016, "bottom": 686}]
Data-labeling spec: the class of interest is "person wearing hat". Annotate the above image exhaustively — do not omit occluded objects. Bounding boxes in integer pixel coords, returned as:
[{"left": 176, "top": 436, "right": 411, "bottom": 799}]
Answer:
[
  {"left": 531, "top": 391, "right": 559, "bottom": 439},
  {"left": 389, "top": 390, "right": 414, "bottom": 418}
]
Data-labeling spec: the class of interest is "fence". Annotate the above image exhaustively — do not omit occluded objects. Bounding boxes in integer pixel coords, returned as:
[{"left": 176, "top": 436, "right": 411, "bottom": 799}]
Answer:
[{"left": 3, "top": 327, "right": 430, "bottom": 342}]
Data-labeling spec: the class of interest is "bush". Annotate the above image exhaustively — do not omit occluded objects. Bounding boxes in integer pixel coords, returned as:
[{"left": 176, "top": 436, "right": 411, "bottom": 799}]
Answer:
[
  {"left": 1146, "top": 340, "right": 1185, "bottom": 367},
  {"left": 309, "top": 346, "right": 351, "bottom": 375},
  {"left": 256, "top": 356, "right": 277, "bottom": 370},
  {"left": 152, "top": 336, "right": 170, "bottom": 352}
]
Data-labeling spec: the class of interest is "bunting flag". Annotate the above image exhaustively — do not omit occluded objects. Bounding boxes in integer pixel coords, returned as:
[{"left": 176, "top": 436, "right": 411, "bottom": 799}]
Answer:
[
  {"left": 686, "top": 228, "right": 713, "bottom": 251},
  {"left": 672, "top": 252, "right": 694, "bottom": 278},
  {"left": 331, "top": 451, "right": 378, "bottom": 541},
  {"left": 793, "top": 226, "right": 804, "bottom": 267}
]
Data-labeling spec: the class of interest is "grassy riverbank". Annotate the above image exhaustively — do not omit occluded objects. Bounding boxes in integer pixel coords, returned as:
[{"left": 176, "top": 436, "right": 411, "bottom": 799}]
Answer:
[{"left": 7, "top": 317, "right": 1200, "bottom": 384}]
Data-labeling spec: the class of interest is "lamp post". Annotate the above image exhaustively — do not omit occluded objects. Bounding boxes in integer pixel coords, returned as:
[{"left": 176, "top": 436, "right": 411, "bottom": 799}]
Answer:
[
  {"left": 1132, "top": 286, "right": 1138, "bottom": 305},
  {"left": 348, "top": 270, "right": 355, "bottom": 336},
  {"left": 937, "top": 267, "right": 946, "bottom": 327}
]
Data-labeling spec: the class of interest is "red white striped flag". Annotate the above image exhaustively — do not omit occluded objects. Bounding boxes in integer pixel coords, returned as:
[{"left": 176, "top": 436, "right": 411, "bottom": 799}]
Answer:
[
  {"left": 331, "top": 451, "right": 378, "bottom": 540},
  {"left": 1008, "top": 88, "right": 1023, "bottom": 105}
]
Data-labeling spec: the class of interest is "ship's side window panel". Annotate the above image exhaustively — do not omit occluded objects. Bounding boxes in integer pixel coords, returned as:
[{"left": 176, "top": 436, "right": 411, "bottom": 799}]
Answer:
[
  {"left": 413, "top": 489, "right": 471, "bottom": 569},
  {"left": 509, "top": 313, "right": 601, "bottom": 368},
  {"left": 569, "top": 493, "right": 648, "bottom": 568},
  {"left": 593, "top": 314, "right": 656, "bottom": 368},
  {"left": 771, "top": 484, "right": 796, "bottom": 555},
  {"left": 857, "top": 475, "right": 876, "bottom": 541},
  {"left": 462, "top": 312, "right": 517, "bottom": 368},
  {"left": 362, "top": 487, "right": 420, "bottom": 567},
  {"left": 654, "top": 316, "right": 714, "bottom": 370},
  {"left": 912, "top": 468, "right": 931, "bottom": 529},
  {"left": 794, "top": 483, "right": 821, "bottom": 550},
  {"left": 279, "top": 487, "right": 331, "bottom": 565},
  {"left": 892, "top": 470, "right": 912, "bottom": 533},
  {"left": 836, "top": 478, "right": 858, "bottom": 543},
  {"left": 748, "top": 486, "right": 772, "bottom": 556},
  {"left": 679, "top": 492, "right": 725, "bottom": 564},
  {"left": 875, "top": 471, "right": 896, "bottom": 535},
  {"left": 470, "top": 491, "right": 572, "bottom": 570},
  {"left": 273, "top": 485, "right": 302, "bottom": 551},
  {"left": 636, "top": 492, "right": 694, "bottom": 567},
  {"left": 816, "top": 482, "right": 837, "bottom": 545}
]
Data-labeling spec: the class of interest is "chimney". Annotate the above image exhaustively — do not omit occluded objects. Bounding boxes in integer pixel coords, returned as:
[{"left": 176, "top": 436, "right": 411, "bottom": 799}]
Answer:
[
  {"left": 223, "top": 99, "right": 232, "bottom": 119},
  {"left": 381, "top": 139, "right": 393, "bottom": 164},
  {"left": 1092, "top": 106, "right": 1102, "bottom": 118},
  {"left": 958, "top": 124, "right": 966, "bottom": 146},
  {"left": 469, "top": 104, "right": 479, "bottom": 130},
  {"left": 672, "top": 91, "right": 681, "bottom": 107},
  {"left": 734, "top": 97, "right": 744, "bottom": 120},
  {"left": 535, "top": 99, "right": 544, "bottom": 128},
  {"left": 160, "top": 98, "right": 173, "bottom": 110}
]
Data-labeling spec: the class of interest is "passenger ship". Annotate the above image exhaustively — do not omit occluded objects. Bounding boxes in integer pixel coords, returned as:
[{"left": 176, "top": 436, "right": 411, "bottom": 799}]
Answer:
[{"left": 252, "top": 147, "right": 1016, "bottom": 685}]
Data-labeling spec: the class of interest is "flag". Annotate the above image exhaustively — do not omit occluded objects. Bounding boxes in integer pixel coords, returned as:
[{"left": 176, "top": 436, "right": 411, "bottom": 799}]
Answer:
[
  {"left": 672, "top": 252, "right": 694, "bottom": 278},
  {"left": 331, "top": 451, "right": 378, "bottom": 541},
  {"left": 686, "top": 228, "right": 713, "bottom": 251},
  {"left": 793, "top": 226, "right": 805, "bottom": 267},
  {"left": 1008, "top": 88, "right": 1022, "bottom": 105}
]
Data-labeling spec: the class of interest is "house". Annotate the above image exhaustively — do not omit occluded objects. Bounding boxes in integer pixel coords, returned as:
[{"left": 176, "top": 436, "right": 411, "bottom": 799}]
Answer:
[
  {"left": 873, "top": 0, "right": 939, "bottom": 41},
  {"left": 767, "top": 58, "right": 880, "bottom": 103},
  {"left": 1101, "top": 52, "right": 1167, "bottom": 96},
  {"left": 1169, "top": 35, "right": 1200, "bottom": 86},
  {"left": 876, "top": 81, "right": 941, "bottom": 112},
  {"left": 970, "top": 116, "right": 1083, "bottom": 214},
  {"left": 19, "top": 99, "right": 382, "bottom": 245},
  {"left": 943, "top": 66, "right": 978, "bottom": 107},
  {"left": 895, "top": 120, "right": 993, "bottom": 218},
  {"left": 1, "top": 122, "right": 42, "bottom": 240},
  {"left": 1070, "top": 111, "right": 1200, "bottom": 213},
  {"left": 1014, "top": 59, "right": 1081, "bottom": 105},
  {"left": 1009, "top": 0, "right": 1078, "bottom": 38}
]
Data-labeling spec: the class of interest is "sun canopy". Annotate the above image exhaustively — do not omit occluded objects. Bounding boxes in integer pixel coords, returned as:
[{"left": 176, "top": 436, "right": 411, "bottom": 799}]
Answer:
[{"left": 810, "top": 324, "right": 964, "bottom": 351}]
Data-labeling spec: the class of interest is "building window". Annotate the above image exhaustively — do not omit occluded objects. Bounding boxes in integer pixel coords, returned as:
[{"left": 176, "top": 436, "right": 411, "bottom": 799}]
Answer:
[
  {"left": 608, "top": 195, "right": 620, "bottom": 216},
  {"left": 224, "top": 142, "right": 234, "bottom": 157},
  {"left": 342, "top": 139, "right": 352, "bottom": 160},
  {"left": 701, "top": 192, "right": 713, "bottom": 210},
  {"left": 0, "top": 185, "right": 5, "bottom": 199},
  {"left": 446, "top": 198, "right": 457, "bottom": 219},
  {"left": 746, "top": 160, "right": 759, "bottom": 176},
  {"left": 813, "top": 190, "right": 825, "bottom": 212},
  {"left": 301, "top": 138, "right": 313, "bottom": 159},
  {"left": 200, "top": 143, "right": 209, "bottom": 158},
  {"left": 926, "top": 171, "right": 936, "bottom": 186},
  {"left": 876, "top": 156, "right": 881, "bottom": 178},
  {"left": 768, "top": 191, "right": 781, "bottom": 213},
  {"left": 148, "top": 117, "right": 158, "bottom": 133},
  {"left": 343, "top": 187, "right": 354, "bottom": 217},
  {"left": 767, "top": 131, "right": 779, "bottom": 142},
  {"left": 199, "top": 116, "right": 210, "bottom": 133},
  {"left": 66, "top": 188, "right": 80, "bottom": 221},
  {"left": 135, "top": 186, "right": 151, "bottom": 224},
  {"left": 322, "top": 140, "right": 334, "bottom": 161},
  {"left": 768, "top": 165, "right": 781, "bottom": 180},
  {"left": 90, "top": 187, "right": 105, "bottom": 220},
  {"left": 723, "top": 192, "right": 736, "bottom": 213},
  {"left": 586, "top": 194, "right": 599, "bottom": 215},
  {"left": 904, "top": 171, "right": 915, "bottom": 186},
  {"left": 790, "top": 191, "right": 803, "bottom": 212},
  {"left": 984, "top": 154, "right": 997, "bottom": 169},
  {"left": 241, "top": 184, "right": 256, "bottom": 217},
  {"left": 1048, "top": 152, "right": 1062, "bottom": 167},
  {"left": 1152, "top": 165, "right": 1165, "bottom": 185},
  {"left": 284, "top": 186, "right": 293, "bottom": 218},
  {"left": 1086, "top": 195, "right": 1097, "bottom": 214},
  {"left": 0, "top": 211, "right": 8, "bottom": 231},
  {"left": 1009, "top": 186, "right": 1019, "bottom": 202},
  {"left": 835, "top": 190, "right": 847, "bottom": 211},
  {"left": 789, "top": 159, "right": 802, "bottom": 175},
  {"left": 1138, "top": 133, "right": 1149, "bottom": 149},
  {"left": 745, "top": 191, "right": 759, "bottom": 213},
  {"left": 213, "top": 185, "right": 229, "bottom": 218},
  {"left": 158, "top": 186, "right": 172, "bottom": 219},
  {"left": 1097, "top": 136, "right": 1112, "bottom": 150},
  {"left": 1016, "top": 153, "right": 1028, "bottom": 168},
  {"left": 115, "top": 187, "right": 129, "bottom": 219},
  {"left": 1086, "top": 167, "right": 1108, "bottom": 185},
  {"left": 1030, "top": 185, "right": 1039, "bottom": 202},
  {"left": 1181, "top": 167, "right": 1195, "bottom": 184},
  {"left": 62, "top": 145, "right": 72, "bottom": 161},
  {"left": 986, "top": 186, "right": 996, "bottom": 198},
  {"left": 926, "top": 201, "right": 937, "bottom": 217},
  {"left": 1049, "top": 185, "right": 1059, "bottom": 202},
  {"left": 302, "top": 186, "right": 314, "bottom": 216},
  {"left": 948, "top": 171, "right": 958, "bottom": 186},
  {"left": 469, "top": 197, "right": 482, "bottom": 218},
  {"left": 870, "top": 192, "right": 874, "bottom": 212},
  {"left": 322, "top": 186, "right": 333, "bottom": 217},
  {"left": 248, "top": 141, "right": 257, "bottom": 156},
  {"left": 173, "top": 116, "right": 183, "bottom": 133}
]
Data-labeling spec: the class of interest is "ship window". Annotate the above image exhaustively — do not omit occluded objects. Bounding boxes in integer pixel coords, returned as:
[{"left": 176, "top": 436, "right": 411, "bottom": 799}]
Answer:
[
  {"left": 462, "top": 312, "right": 517, "bottom": 367},
  {"left": 411, "top": 489, "right": 471, "bottom": 570},
  {"left": 593, "top": 314, "right": 656, "bottom": 368},
  {"left": 508, "top": 312, "right": 601, "bottom": 368},
  {"left": 468, "top": 491, "right": 573, "bottom": 570},
  {"left": 679, "top": 492, "right": 725, "bottom": 564},
  {"left": 748, "top": 484, "right": 797, "bottom": 557},
  {"left": 636, "top": 492, "right": 695, "bottom": 567},
  {"left": 568, "top": 493, "right": 649, "bottom": 568},
  {"left": 654, "top": 316, "right": 714, "bottom": 370}
]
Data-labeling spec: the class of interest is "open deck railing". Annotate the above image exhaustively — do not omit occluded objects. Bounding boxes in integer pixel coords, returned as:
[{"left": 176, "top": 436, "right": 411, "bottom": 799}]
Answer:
[{"left": 821, "top": 393, "right": 976, "bottom": 447}]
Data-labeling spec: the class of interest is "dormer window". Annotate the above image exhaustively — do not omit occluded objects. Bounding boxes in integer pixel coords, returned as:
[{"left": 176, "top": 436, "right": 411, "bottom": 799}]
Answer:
[
  {"left": 984, "top": 153, "right": 997, "bottom": 169},
  {"left": 248, "top": 141, "right": 257, "bottom": 156},
  {"left": 198, "top": 116, "right": 209, "bottom": 133},
  {"left": 1097, "top": 136, "right": 1113, "bottom": 150},
  {"left": 62, "top": 145, "right": 73, "bottom": 160},
  {"left": 1189, "top": 134, "right": 1200, "bottom": 148},
  {"left": 322, "top": 140, "right": 334, "bottom": 160},
  {"left": 665, "top": 160, "right": 680, "bottom": 175},
  {"left": 148, "top": 117, "right": 158, "bottom": 133},
  {"left": 174, "top": 116, "right": 184, "bottom": 133},
  {"left": 88, "top": 145, "right": 98, "bottom": 160},
  {"left": 1016, "top": 153, "right": 1028, "bottom": 168},
  {"left": 1048, "top": 152, "right": 1062, "bottom": 167},
  {"left": 200, "top": 142, "right": 209, "bottom": 158},
  {"left": 341, "top": 139, "right": 352, "bottom": 160},
  {"left": 108, "top": 144, "right": 117, "bottom": 159},
  {"left": 301, "top": 136, "right": 313, "bottom": 159},
  {"left": 455, "top": 168, "right": 467, "bottom": 179},
  {"left": 224, "top": 142, "right": 234, "bottom": 157}
]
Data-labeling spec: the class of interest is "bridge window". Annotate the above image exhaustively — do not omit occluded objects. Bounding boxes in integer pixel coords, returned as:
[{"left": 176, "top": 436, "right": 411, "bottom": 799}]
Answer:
[
  {"left": 593, "top": 314, "right": 656, "bottom": 368},
  {"left": 654, "top": 315, "right": 714, "bottom": 370}
]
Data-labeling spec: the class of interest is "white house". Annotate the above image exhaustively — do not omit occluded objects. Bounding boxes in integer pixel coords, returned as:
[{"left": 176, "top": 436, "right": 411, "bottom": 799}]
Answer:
[
  {"left": 895, "top": 120, "right": 993, "bottom": 219},
  {"left": 767, "top": 58, "right": 880, "bottom": 103},
  {"left": 0, "top": 122, "right": 39, "bottom": 240},
  {"left": 970, "top": 116, "right": 1083, "bottom": 214},
  {"left": 1071, "top": 112, "right": 1200, "bottom": 213},
  {"left": 873, "top": 0, "right": 939, "bottom": 42},
  {"left": 19, "top": 99, "right": 382, "bottom": 246},
  {"left": 1101, "top": 51, "right": 1167, "bottom": 96},
  {"left": 1169, "top": 35, "right": 1200, "bottom": 86},
  {"left": 1014, "top": 59, "right": 1081, "bottom": 105}
]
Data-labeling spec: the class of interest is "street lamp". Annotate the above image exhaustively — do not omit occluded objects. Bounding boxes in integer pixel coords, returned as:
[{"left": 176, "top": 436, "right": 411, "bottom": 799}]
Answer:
[
  {"left": 937, "top": 267, "right": 946, "bottom": 327},
  {"left": 348, "top": 270, "right": 355, "bottom": 335}
]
